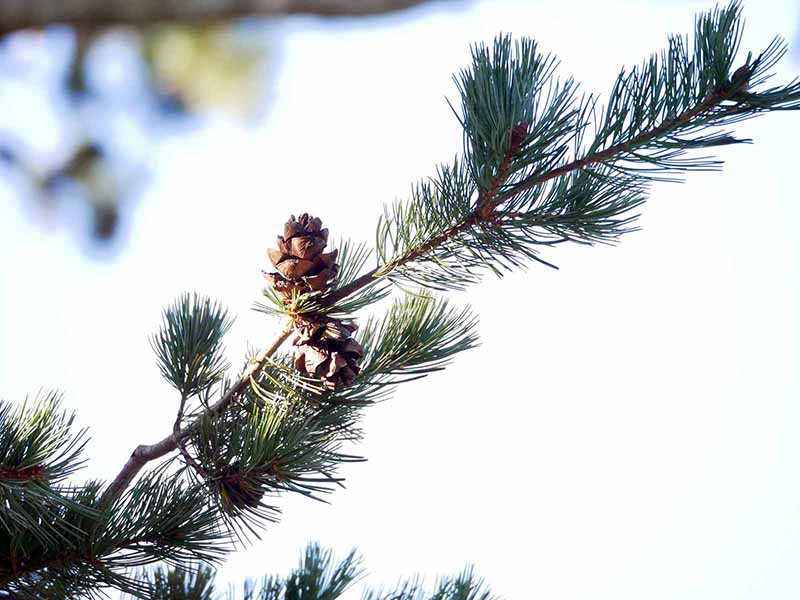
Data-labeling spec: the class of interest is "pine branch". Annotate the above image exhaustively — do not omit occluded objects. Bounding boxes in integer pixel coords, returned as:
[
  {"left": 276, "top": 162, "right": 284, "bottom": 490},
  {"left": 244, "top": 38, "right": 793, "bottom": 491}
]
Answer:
[
  {"left": 364, "top": 567, "right": 495, "bottom": 600},
  {"left": 103, "top": 325, "right": 293, "bottom": 503},
  {"left": 493, "top": 72, "right": 748, "bottom": 205},
  {"left": 105, "top": 0, "right": 800, "bottom": 505},
  {"left": 2, "top": 473, "right": 228, "bottom": 596},
  {"left": 0, "top": 393, "right": 88, "bottom": 486},
  {"left": 130, "top": 543, "right": 363, "bottom": 600},
  {"left": 0, "top": 0, "right": 441, "bottom": 35},
  {"left": 106, "top": 290, "right": 477, "bottom": 521},
  {"left": 129, "top": 563, "right": 216, "bottom": 600},
  {"left": 169, "top": 293, "right": 478, "bottom": 536},
  {"left": 188, "top": 400, "right": 361, "bottom": 538},
  {"left": 128, "top": 543, "right": 494, "bottom": 600},
  {"left": 322, "top": 74, "right": 730, "bottom": 295}
]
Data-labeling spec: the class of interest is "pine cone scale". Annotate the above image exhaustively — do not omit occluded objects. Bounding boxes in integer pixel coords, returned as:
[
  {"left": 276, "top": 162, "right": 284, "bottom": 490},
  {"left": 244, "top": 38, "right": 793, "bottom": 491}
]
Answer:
[
  {"left": 267, "top": 248, "right": 284, "bottom": 267},
  {"left": 292, "top": 316, "right": 363, "bottom": 390}
]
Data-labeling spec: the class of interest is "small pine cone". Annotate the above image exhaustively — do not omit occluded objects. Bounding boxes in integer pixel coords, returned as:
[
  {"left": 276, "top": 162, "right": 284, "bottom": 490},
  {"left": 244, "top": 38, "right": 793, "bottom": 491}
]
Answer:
[
  {"left": 728, "top": 64, "right": 753, "bottom": 95},
  {"left": 293, "top": 317, "right": 364, "bottom": 389},
  {"left": 510, "top": 121, "right": 529, "bottom": 154},
  {"left": 263, "top": 214, "right": 339, "bottom": 300},
  {"left": 217, "top": 464, "right": 264, "bottom": 511}
]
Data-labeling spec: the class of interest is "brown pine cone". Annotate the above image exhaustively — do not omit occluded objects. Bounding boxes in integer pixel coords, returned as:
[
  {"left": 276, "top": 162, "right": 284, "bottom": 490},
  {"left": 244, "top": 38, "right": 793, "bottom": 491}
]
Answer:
[
  {"left": 263, "top": 214, "right": 338, "bottom": 300},
  {"left": 293, "top": 317, "right": 364, "bottom": 389}
]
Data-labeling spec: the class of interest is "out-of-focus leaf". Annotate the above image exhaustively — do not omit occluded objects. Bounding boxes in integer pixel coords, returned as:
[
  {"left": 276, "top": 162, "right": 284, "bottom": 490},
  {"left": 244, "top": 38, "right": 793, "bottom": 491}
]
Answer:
[{"left": 144, "top": 24, "right": 269, "bottom": 115}]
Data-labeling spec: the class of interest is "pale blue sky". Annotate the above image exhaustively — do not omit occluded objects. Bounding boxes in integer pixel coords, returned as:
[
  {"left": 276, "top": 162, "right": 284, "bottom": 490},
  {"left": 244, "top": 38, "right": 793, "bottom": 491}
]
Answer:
[{"left": 1, "top": 1, "right": 799, "bottom": 598}]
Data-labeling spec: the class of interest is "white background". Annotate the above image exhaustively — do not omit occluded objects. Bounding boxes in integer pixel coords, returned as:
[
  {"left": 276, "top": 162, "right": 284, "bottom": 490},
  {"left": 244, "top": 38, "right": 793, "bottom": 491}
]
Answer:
[{"left": 1, "top": 1, "right": 799, "bottom": 598}]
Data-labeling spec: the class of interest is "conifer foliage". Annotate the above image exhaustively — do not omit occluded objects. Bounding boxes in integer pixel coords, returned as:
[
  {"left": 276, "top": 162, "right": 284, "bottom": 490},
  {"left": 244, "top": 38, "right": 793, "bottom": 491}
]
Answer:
[{"left": 2, "top": 2, "right": 799, "bottom": 597}]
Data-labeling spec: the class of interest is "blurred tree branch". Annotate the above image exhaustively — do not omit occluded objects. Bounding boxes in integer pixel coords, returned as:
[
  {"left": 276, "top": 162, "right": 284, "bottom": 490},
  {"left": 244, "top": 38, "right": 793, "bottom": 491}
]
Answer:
[
  {"left": 0, "top": 0, "right": 453, "bottom": 246},
  {"left": 0, "top": 0, "right": 440, "bottom": 34}
]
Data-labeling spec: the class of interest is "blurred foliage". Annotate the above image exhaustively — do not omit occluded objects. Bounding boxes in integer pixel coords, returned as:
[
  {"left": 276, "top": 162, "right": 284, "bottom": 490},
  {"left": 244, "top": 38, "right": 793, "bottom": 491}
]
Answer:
[
  {"left": 0, "top": 22, "right": 271, "bottom": 245},
  {"left": 144, "top": 25, "right": 266, "bottom": 114}
]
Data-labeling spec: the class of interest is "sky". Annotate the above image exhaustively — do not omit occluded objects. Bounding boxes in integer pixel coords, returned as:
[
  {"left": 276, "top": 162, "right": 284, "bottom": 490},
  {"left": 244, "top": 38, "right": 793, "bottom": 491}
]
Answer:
[{"left": 1, "top": 0, "right": 800, "bottom": 598}]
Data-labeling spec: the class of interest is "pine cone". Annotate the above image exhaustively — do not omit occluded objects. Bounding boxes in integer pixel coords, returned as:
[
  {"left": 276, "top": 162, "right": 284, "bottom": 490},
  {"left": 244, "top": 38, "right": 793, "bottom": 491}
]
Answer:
[
  {"left": 293, "top": 317, "right": 364, "bottom": 389},
  {"left": 217, "top": 463, "right": 264, "bottom": 511},
  {"left": 264, "top": 213, "right": 338, "bottom": 300},
  {"left": 510, "top": 120, "right": 529, "bottom": 153}
]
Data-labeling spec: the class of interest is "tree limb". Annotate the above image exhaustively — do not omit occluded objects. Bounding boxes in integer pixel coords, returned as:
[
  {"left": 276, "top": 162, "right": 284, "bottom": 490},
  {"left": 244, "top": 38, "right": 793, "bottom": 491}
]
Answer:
[
  {"left": 0, "top": 0, "right": 442, "bottom": 35},
  {"left": 101, "top": 325, "right": 293, "bottom": 503},
  {"left": 492, "top": 88, "right": 740, "bottom": 206},
  {"left": 103, "top": 71, "right": 748, "bottom": 503}
]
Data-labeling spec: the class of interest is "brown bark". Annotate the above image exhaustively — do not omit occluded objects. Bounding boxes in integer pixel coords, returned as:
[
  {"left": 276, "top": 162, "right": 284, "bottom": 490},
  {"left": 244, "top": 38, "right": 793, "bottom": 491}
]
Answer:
[{"left": 0, "top": 0, "right": 440, "bottom": 34}]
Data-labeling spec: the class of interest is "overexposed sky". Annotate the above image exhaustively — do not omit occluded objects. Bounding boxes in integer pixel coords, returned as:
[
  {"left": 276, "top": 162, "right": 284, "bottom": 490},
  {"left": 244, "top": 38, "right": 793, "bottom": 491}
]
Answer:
[{"left": 1, "top": 1, "right": 800, "bottom": 598}]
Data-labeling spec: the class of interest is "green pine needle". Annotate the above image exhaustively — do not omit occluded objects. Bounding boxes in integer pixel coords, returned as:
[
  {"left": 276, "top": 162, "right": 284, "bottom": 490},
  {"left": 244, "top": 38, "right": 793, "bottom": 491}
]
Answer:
[{"left": 151, "top": 293, "right": 233, "bottom": 397}]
